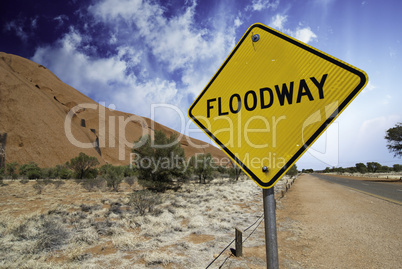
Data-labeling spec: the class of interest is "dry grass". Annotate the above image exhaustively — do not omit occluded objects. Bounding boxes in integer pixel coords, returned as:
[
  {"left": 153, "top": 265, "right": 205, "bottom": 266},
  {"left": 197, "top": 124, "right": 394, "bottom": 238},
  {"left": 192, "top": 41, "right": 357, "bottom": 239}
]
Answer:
[{"left": 0, "top": 176, "right": 290, "bottom": 268}]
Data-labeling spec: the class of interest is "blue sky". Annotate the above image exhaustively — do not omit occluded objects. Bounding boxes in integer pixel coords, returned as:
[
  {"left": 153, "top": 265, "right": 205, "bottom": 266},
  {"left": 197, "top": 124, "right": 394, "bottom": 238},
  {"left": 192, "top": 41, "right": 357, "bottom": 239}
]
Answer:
[{"left": 1, "top": 0, "right": 401, "bottom": 170}]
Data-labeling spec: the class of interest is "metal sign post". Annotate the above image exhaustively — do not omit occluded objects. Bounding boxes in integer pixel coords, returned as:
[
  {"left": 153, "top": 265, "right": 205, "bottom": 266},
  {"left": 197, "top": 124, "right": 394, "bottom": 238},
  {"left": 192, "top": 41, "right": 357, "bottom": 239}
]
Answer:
[{"left": 263, "top": 188, "right": 279, "bottom": 269}]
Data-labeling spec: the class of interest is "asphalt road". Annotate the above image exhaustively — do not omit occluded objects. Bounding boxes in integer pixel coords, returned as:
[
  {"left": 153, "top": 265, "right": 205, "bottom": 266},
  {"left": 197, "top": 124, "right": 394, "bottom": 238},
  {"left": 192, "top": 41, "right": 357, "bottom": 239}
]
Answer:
[{"left": 312, "top": 173, "right": 402, "bottom": 204}]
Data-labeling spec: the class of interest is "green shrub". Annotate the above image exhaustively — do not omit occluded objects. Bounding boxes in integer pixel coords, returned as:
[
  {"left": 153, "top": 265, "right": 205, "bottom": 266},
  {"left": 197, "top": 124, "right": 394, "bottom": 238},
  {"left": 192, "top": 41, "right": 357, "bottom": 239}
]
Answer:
[
  {"left": 133, "top": 130, "right": 186, "bottom": 192},
  {"left": 68, "top": 152, "right": 99, "bottom": 179},
  {"left": 188, "top": 153, "right": 215, "bottom": 184},
  {"left": 27, "top": 169, "right": 42, "bottom": 179},
  {"left": 19, "top": 162, "right": 42, "bottom": 179},
  {"left": 122, "top": 165, "right": 135, "bottom": 177},
  {"left": 58, "top": 166, "right": 73, "bottom": 179},
  {"left": 5, "top": 162, "right": 18, "bottom": 177},
  {"left": 286, "top": 164, "right": 298, "bottom": 177},
  {"left": 41, "top": 167, "right": 57, "bottom": 179},
  {"left": 106, "top": 167, "right": 123, "bottom": 192}
]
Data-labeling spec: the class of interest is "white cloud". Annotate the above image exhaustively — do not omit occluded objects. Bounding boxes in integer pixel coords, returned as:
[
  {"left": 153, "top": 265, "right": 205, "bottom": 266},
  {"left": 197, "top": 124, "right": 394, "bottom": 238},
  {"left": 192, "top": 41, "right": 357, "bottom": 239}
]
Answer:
[
  {"left": 54, "top": 15, "right": 69, "bottom": 28},
  {"left": 234, "top": 16, "right": 243, "bottom": 28},
  {"left": 270, "top": 14, "right": 287, "bottom": 30},
  {"left": 247, "top": 0, "right": 279, "bottom": 11},
  {"left": 294, "top": 27, "right": 317, "bottom": 43},
  {"left": 89, "top": 0, "right": 233, "bottom": 74},
  {"left": 5, "top": 21, "right": 28, "bottom": 41},
  {"left": 31, "top": 16, "right": 39, "bottom": 29},
  {"left": 32, "top": 29, "right": 135, "bottom": 96},
  {"left": 269, "top": 14, "right": 317, "bottom": 44}
]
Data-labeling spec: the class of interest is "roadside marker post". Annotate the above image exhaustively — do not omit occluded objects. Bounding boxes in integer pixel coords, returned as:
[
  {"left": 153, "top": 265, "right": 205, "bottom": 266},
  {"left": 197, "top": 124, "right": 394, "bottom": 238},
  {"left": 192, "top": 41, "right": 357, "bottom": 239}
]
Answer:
[{"left": 188, "top": 23, "right": 368, "bottom": 268}]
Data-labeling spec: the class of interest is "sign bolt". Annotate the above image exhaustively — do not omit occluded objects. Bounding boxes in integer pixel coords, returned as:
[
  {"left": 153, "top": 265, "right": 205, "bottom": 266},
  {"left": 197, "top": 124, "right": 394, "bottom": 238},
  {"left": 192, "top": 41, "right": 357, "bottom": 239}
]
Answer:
[
  {"left": 252, "top": 34, "right": 260, "bottom": 42},
  {"left": 262, "top": 166, "right": 269, "bottom": 173}
]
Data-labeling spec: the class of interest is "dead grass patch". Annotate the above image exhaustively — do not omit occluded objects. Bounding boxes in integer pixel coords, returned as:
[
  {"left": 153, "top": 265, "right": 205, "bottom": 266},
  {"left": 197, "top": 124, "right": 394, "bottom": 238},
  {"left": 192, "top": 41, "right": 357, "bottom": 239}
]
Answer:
[{"left": 0, "top": 176, "right": 290, "bottom": 268}]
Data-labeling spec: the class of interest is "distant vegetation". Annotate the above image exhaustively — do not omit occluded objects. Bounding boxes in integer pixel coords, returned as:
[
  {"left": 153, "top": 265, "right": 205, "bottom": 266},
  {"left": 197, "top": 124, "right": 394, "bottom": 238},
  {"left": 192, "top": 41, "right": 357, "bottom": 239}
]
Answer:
[
  {"left": 301, "top": 162, "right": 402, "bottom": 174},
  {"left": 5, "top": 125, "right": 400, "bottom": 191},
  {"left": 1, "top": 130, "right": 279, "bottom": 192}
]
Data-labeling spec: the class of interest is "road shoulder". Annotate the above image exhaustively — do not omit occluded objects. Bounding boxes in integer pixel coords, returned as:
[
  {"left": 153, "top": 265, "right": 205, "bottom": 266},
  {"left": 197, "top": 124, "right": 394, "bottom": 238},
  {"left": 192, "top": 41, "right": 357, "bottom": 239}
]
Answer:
[{"left": 276, "top": 174, "right": 402, "bottom": 268}]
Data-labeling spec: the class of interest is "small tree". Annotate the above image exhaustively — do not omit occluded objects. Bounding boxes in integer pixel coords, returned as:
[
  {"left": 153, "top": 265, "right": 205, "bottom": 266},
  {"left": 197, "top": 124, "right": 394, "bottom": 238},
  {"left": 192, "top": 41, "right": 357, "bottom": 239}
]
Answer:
[
  {"left": 367, "top": 162, "right": 382, "bottom": 173},
  {"left": 56, "top": 164, "right": 73, "bottom": 179},
  {"left": 228, "top": 161, "right": 242, "bottom": 181},
  {"left": 355, "top": 163, "right": 368, "bottom": 174},
  {"left": 385, "top": 123, "right": 402, "bottom": 158},
  {"left": 286, "top": 164, "right": 298, "bottom": 176},
  {"left": 393, "top": 164, "right": 402, "bottom": 172},
  {"left": 189, "top": 153, "right": 214, "bottom": 184},
  {"left": 132, "top": 130, "right": 186, "bottom": 192},
  {"left": 101, "top": 165, "right": 124, "bottom": 192},
  {"left": 68, "top": 152, "right": 99, "bottom": 179}
]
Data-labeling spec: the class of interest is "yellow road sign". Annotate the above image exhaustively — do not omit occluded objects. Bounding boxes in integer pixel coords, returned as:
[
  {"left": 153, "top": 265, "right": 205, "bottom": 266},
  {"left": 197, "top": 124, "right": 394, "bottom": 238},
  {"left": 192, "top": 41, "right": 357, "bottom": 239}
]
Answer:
[{"left": 188, "top": 23, "right": 368, "bottom": 188}]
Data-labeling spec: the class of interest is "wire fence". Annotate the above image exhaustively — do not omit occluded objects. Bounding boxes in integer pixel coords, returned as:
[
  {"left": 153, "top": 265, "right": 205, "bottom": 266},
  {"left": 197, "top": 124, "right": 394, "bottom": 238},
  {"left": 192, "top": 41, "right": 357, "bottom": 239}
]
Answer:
[
  {"left": 204, "top": 213, "right": 264, "bottom": 269},
  {"left": 203, "top": 175, "right": 298, "bottom": 268}
]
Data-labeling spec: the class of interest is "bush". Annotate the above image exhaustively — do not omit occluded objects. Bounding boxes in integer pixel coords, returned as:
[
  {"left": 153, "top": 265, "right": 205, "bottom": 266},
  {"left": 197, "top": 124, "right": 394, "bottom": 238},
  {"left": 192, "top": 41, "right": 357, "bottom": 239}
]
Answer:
[
  {"left": 133, "top": 130, "right": 186, "bottom": 192},
  {"left": 125, "top": 176, "right": 136, "bottom": 187},
  {"left": 58, "top": 166, "right": 73, "bottom": 179},
  {"left": 34, "top": 218, "right": 70, "bottom": 253},
  {"left": 128, "top": 190, "right": 162, "bottom": 216},
  {"left": 286, "top": 164, "right": 298, "bottom": 177},
  {"left": 27, "top": 168, "right": 42, "bottom": 179},
  {"left": 68, "top": 152, "right": 99, "bottom": 179},
  {"left": 19, "top": 162, "right": 42, "bottom": 179},
  {"left": 123, "top": 165, "right": 135, "bottom": 177},
  {"left": 189, "top": 153, "right": 215, "bottom": 184},
  {"left": 106, "top": 167, "right": 123, "bottom": 192},
  {"left": 81, "top": 177, "right": 106, "bottom": 192},
  {"left": 41, "top": 167, "right": 57, "bottom": 179},
  {"left": 99, "top": 164, "right": 124, "bottom": 191},
  {"left": 5, "top": 162, "right": 18, "bottom": 177}
]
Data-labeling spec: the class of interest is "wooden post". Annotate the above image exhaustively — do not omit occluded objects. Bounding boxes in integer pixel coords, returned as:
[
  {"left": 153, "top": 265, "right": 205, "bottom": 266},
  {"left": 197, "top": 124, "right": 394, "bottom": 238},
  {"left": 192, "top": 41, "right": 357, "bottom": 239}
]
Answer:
[{"left": 235, "top": 227, "right": 243, "bottom": 257}]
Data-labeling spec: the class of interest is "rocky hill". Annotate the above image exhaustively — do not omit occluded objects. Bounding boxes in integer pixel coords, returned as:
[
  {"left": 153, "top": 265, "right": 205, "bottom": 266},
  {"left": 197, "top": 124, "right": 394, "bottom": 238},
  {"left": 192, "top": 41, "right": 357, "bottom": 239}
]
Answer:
[{"left": 0, "top": 52, "right": 227, "bottom": 167}]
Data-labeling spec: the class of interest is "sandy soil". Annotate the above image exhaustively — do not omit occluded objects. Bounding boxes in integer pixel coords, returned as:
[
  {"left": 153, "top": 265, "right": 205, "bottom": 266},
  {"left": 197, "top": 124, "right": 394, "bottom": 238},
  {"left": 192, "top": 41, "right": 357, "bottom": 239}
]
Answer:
[{"left": 276, "top": 174, "right": 402, "bottom": 268}]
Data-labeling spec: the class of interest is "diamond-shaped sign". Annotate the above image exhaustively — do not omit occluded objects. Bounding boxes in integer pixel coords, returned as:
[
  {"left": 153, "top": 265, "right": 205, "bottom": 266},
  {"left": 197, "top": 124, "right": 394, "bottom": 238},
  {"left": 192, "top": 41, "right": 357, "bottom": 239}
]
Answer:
[{"left": 188, "top": 23, "right": 368, "bottom": 188}]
